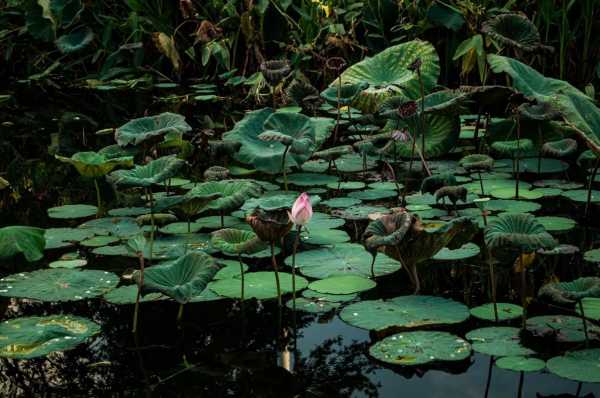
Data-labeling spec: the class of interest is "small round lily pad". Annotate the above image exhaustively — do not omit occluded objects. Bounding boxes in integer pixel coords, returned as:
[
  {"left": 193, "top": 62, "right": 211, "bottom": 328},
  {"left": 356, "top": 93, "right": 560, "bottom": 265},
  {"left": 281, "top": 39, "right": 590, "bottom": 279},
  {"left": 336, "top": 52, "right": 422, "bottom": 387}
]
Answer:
[
  {"left": 326, "top": 181, "right": 366, "bottom": 190},
  {"left": 80, "top": 235, "right": 120, "bottom": 247},
  {"left": 348, "top": 189, "right": 397, "bottom": 201},
  {"left": 578, "top": 298, "right": 600, "bottom": 321},
  {"left": 466, "top": 326, "right": 534, "bottom": 357},
  {"left": 48, "top": 204, "right": 98, "bottom": 219},
  {"left": 321, "top": 197, "right": 362, "bottom": 208},
  {"left": 547, "top": 349, "right": 600, "bottom": 383},
  {"left": 561, "top": 189, "right": 600, "bottom": 203},
  {"left": 537, "top": 216, "right": 576, "bottom": 233},
  {"left": 496, "top": 356, "right": 545, "bottom": 372},
  {"left": 490, "top": 188, "right": 543, "bottom": 200},
  {"left": 526, "top": 315, "right": 600, "bottom": 343},
  {"left": 285, "top": 297, "right": 340, "bottom": 313},
  {"left": 103, "top": 284, "right": 164, "bottom": 304},
  {"left": 369, "top": 331, "right": 471, "bottom": 366},
  {"left": 584, "top": 248, "right": 600, "bottom": 263},
  {"left": 48, "top": 259, "right": 87, "bottom": 269},
  {"left": 302, "top": 289, "right": 358, "bottom": 302},
  {"left": 470, "top": 303, "right": 524, "bottom": 322},
  {"left": 209, "top": 271, "right": 308, "bottom": 300},
  {"left": 368, "top": 182, "right": 402, "bottom": 191},
  {"left": 308, "top": 275, "right": 376, "bottom": 295}
]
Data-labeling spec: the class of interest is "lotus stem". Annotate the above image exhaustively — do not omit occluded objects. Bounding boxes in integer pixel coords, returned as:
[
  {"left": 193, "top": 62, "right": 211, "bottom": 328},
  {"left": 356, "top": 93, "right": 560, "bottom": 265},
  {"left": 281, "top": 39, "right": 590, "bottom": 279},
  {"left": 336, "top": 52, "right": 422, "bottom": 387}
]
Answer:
[
  {"left": 486, "top": 247, "right": 498, "bottom": 322},
  {"left": 177, "top": 303, "right": 184, "bottom": 324},
  {"left": 281, "top": 145, "right": 290, "bottom": 191},
  {"left": 220, "top": 211, "right": 225, "bottom": 228},
  {"left": 333, "top": 75, "right": 342, "bottom": 144},
  {"left": 478, "top": 171, "right": 485, "bottom": 195},
  {"left": 238, "top": 255, "right": 245, "bottom": 304},
  {"left": 517, "top": 371, "right": 524, "bottom": 398},
  {"left": 484, "top": 356, "right": 494, "bottom": 398},
  {"left": 94, "top": 178, "right": 102, "bottom": 217},
  {"left": 132, "top": 253, "right": 145, "bottom": 333},
  {"left": 291, "top": 225, "right": 301, "bottom": 313},
  {"left": 417, "top": 68, "right": 427, "bottom": 171},
  {"left": 537, "top": 126, "right": 543, "bottom": 174},
  {"left": 515, "top": 117, "right": 521, "bottom": 199},
  {"left": 369, "top": 254, "right": 376, "bottom": 279},
  {"left": 149, "top": 188, "right": 155, "bottom": 264},
  {"left": 271, "top": 241, "right": 282, "bottom": 307},
  {"left": 520, "top": 252, "right": 527, "bottom": 330},
  {"left": 585, "top": 158, "right": 599, "bottom": 218},
  {"left": 578, "top": 299, "right": 590, "bottom": 348},
  {"left": 473, "top": 111, "right": 481, "bottom": 149}
]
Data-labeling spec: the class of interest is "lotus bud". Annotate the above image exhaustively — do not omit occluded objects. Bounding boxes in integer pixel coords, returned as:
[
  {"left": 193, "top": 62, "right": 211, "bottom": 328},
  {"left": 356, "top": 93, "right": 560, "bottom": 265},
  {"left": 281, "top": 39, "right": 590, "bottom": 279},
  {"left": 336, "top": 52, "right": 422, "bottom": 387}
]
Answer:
[
  {"left": 391, "top": 129, "right": 410, "bottom": 143},
  {"left": 289, "top": 192, "right": 313, "bottom": 226}
]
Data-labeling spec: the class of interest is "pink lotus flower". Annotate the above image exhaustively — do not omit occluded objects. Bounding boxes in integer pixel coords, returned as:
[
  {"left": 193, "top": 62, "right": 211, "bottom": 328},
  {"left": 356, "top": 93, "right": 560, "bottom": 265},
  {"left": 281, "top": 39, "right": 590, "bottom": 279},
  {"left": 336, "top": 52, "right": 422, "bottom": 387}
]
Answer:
[{"left": 289, "top": 192, "right": 313, "bottom": 226}]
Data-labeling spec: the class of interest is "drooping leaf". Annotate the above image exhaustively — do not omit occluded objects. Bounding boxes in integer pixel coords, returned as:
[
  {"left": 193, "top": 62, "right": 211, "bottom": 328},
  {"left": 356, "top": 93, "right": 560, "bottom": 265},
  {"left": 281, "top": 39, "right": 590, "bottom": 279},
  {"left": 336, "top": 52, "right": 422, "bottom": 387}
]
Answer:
[
  {"left": 0, "top": 226, "right": 45, "bottom": 262},
  {"left": 55, "top": 151, "right": 133, "bottom": 178},
  {"left": 115, "top": 113, "right": 191, "bottom": 147},
  {"left": 55, "top": 26, "right": 94, "bottom": 53},
  {"left": 108, "top": 155, "right": 186, "bottom": 187}
]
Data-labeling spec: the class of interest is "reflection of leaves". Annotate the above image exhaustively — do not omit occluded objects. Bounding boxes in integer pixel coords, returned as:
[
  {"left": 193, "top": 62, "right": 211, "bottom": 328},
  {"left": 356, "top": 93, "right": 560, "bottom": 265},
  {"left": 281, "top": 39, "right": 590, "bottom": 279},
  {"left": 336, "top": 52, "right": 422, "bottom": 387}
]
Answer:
[{"left": 295, "top": 337, "right": 378, "bottom": 398}]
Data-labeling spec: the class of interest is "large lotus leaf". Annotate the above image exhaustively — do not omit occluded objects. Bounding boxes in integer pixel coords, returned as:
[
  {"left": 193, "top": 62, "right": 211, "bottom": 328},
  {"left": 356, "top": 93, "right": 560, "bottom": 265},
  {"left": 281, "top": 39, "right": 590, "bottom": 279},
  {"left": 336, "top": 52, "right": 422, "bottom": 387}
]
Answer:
[
  {"left": 482, "top": 14, "right": 544, "bottom": 52},
  {"left": 209, "top": 271, "right": 308, "bottom": 300},
  {"left": 526, "top": 315, "right": 600, "bottom": 343},
  {"left": 0, "top": 226, "right": 45, "bottom": 262},
  {"left": 538, "top": 277, "right": 600, "bottom": 305},
  {"left": 332, "top": 40, "right": 440, "bottom": 112},
  {"left": 466, "top": 326, "right": 534, "bottom": 357},
  {"left": 421, "top": 90, "right": 471, "bottom": 115},
  {"left": 133, "top": 252, "right": 219, "bottom": 304},
  {"left": 369, "top": 331, "right": 471, "bottom": 366},
  {"left": 190, "top": 180, "right": 261, "bottom": 212},
  {"left": 320, "top": 82, "right": 369, "bottom": 106},
  {"left": 262, "top": 112, "right": 316, "bottom": 153},
  {"left": 340, "top": 295, "right": 469, "bottom": 332},
  {"left": 0, "top": 269, "right": 119, "bottom": 302},
  {"left": 285, "top": 297, "right": 340, "bottom": 313},
  {"left": 108, "top": 155, "right": 186, "bottom": 187},
  {"left": 56, "top": 151, "right": 133, "bottom": 178},
  {"left": 284, "top": 243, "right": 402, "bottom": 279},
  {"left": 547, "top": 349, "right": 600, "bottom": 383},
  {"left": 211, "top": 228, "right": 267, "bottom": 255},
  {"left": 115, "top": 112, "right": 191, "bottom": 147},
  {"left": 223, "top": 108, "right": 334, "bottom": 173},
  {"left": 0, "top": 315, "right": 100, "bottom": 359},
  {"left": 55, "top": 27, "right": 94, "bottom": 53},
  {"left": 384, "top": 111, "right": 460, "bottom": 159},
  {"left": 48, "top": 204, "right": 98, "bottom": 219},
  {"left": 485, "top": 213, "right": 556, "bottom": 252}
]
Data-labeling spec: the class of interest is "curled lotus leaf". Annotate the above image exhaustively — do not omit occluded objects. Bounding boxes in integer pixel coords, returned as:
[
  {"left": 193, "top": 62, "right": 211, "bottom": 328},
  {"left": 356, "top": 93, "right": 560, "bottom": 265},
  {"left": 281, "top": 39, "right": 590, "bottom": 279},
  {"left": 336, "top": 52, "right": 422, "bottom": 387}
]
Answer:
[
  {"left": 204, "top": 166, "right": 230, "bottom": 181},
  {"left": 577, "top": 150, "right": 598, "bottom": 169},
  {"left": 459, "top": 154, "right": 494, "bottom": 171},
  {"left": 518, "top": 100, "right": 561, "bottom": 121},
  {"left": 0, "top": 315, "right": 101, "bottom": 359},
  {"left": 363, "top": 211, "right": 413, "bottom": 252},
  {"left": 526, "top": 315, "right": 600, "bottom": 343},
  {"left": 108, "top": 155, "right": 186, "bottom": 187},
  {"left": 262, "top": 112, "right": 315, "bottom": 154},
  {"left": 485, "top": 213, "right": 557, "bottom": 252},
  {"left": 189, "top": 180, "right": 261, "bottom": 213},
  {"left": 258, "top": 130, "right": 295, "bottom": 146},
  {"left": 538, "top": 277, "right": 600, "bottom": 305},
  {"left": 211, "top": 228, "right": 267, "bottom": 255},
  {"left": 260, "top": 59, "right": 291, "bottom": 86},
  {"left": 0, "top": 226, "right": 45, "bottom": 262},
  {"left": 55, "top": 151, "right": 133, "bottom": 178},
  {"left": 482, "top": 13, "right": 549, "bottom": 52},
  {"left": 115, "top": 112, "right": 191, "bottom": 147},
  {"left": 541, "top": 138, "right": 578, "bottom": 158},
  {"left": 491, "top": 139, "right": 534, "bottom": 157},
  {"left": 246, "top": 208, "right": 292, "bottom": 242},
  {"left": 320, "top": 82, "right": 369, "bottom": 106},
  {"left": 133, "top": 252, "right": 219, "bottom": 304}
]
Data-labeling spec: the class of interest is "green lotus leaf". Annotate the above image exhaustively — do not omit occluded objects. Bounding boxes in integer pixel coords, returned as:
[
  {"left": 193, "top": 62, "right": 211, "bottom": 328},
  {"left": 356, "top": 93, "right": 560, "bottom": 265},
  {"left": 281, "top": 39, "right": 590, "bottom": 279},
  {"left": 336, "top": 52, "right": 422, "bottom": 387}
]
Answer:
[
  {"left": 496, "top": 356, "right": 545, "bottom": 373},
  {"left": 322, "top": 197, "right": 362, "bottom": 208},
  {"left": 340, "top": 295, "right": 469, "bottom": 332},
  {"left": 103, "top": 285, "right": 165, "bottom": 305},
  {"left": 320, "top": 82, "right": 369, "bottom": 106},
  {"left": 459, "top": 154, "right": 494, "bottom": 171},
  {"left": 482, "top": 13, "right": 546, "bottom": 52},
  {"left": 491, "top": 139, "right": 534, "bottom": 157},
  {"left": 485, "top": 199, "right": 541, "bottom": 213},
  {"left": 538, "top": 277, "right": 600, "bottom": 305},
  {"left": 302, "top": 289, "right": 358, "bottom": 303},
  {"left": 332, "top": 40, "right": 440, "bottom": 112},
  {"left": 577, "top": 150, "right": 598, "bottom": 169},
  {"left": 536, "top": 216, "right": 575, "bottom": 233},
  {"left": 214, "top": 259, "right": 248, "bottom": 280},
  {"left": 190, "top": 180, "right": 261, "bottom": 213},
  {"left": 209, "top": 271, "right": 308, "bottom": 300},
  {"left": 561, "top": 189, "right": 600, "bottom": 203},
  {"left": 55, "top": 27, "right": 94, "bottom": 53},
  {"left": 108, "top": 155, "right": 186, "bottom": 187},
  {"left": 0, "top": 226, "right": 45, "bottom": 262},
  {"left": 432, "top": 242, "right": 480, "bottom": 261},
  {"left": 80, "top": 235, "right": 119, "bottom": 247},
  {"left": 370, "top": 331, "right": 471, "bottom": 366},
  {"left": 48, "top": 204, "right": 98, "bottom": 219},
  {"left": 518, "top": 100, "right": 561, "bottom": 121},
  {"left": 277, "top": 173, "right": 338, "bottom": 186},
  {"left": 108, "top": 207, "right": 149, "bottom": 217},
  {"left": 584, "top": 248, "right": 600, "bottom": 264},
  {"left": 133, "top": 252, "right": 219, "bottom": 304},
  {"left": 211, "top": 228, "right": 267, "bottom": 255},
  {"left": 541, "top": 138, "right": 577, "bottom": 158},
  {"left": 44, "top": 228, "right": 94, "bottom": 250},
  {"left": 223, "top": 108, "right": 334, "bottom": 173},
  {"left": 285, "top": 297, "right": 340, "bottom": 313},
  {"left": 0, "top": 269, "right": 119, "bottom": 302},
  {"left": 0, "top": 315, "right": 101, "bottom": 359},
  {"left": 420, "top": 90, "right": 471, "bottom": 115},
  {"left": 78, "top": 217, "right": 141, "bottom": 238},
  {"left": 332, "top": 205, "right": 389, "bottom": 221},
  {"left": 547, "top": 349, "right": 600, "bottom": 383},
  {"left": 49, "top": 259, "right": 87, "bottom": 269},
  {"left": 526, "top": 315, "right": 600, "bottom": 343},
  {"left": 285, "top": 243, "right": 402, "bottom": 279},
  {"left": 307, "top": 275, "right": 376, "bottom": 295},
  {"left": 115, "top": 112, "right": 191, "bottom": 147},
  {"left": 313, "top": 145, "right": 354, "bottom": 161},
  {"left": 578, "top": 298, "right": 600, "bottom": 321},
  {"left": 347, "top": 189, "right": 397, "bottom": 201},
  {"left": 485, "top": 213, "right": 556, "bottom": 252},
  {"left": 470, "top": 303, "right": 524, "bottom": 322},
  {"left": 466, "top": 326, "right": 534, "bottom": 357}
]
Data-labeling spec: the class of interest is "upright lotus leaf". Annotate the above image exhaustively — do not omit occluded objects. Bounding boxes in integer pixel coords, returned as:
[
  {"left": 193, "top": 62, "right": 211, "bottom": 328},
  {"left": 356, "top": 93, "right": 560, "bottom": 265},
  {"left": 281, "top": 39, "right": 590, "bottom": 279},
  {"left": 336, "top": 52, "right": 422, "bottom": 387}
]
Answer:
[
  {"left": 55, "top": 27, "right": 94, "bottom": 53},
  {"left": 320, "top": 82, "right": 369, "bottom": 106},
  {"left": 332, "top": 40, "right": 440, "bottom": 112},
  {"left": 211, "top": 228, "right": 267, "bottom": 255},
  {"left": 260, "top": 60, "right": 291, "bottom": 86},
  {"left": 485, "top": 213, "right": 557, "bottom": 252},
  {"left": 191, "top": 180, "right": 261, "bottom": 213},
  {"left": 369, "top": 331, "right": 471, "bottom": 366},
  {"left": 538, "top": 277, "right": 600, "bottom": 305},
  {"left": 286, "top": 78, "right": 321, "bottom": 111},
  {"left": 0, "top": 226, "right": 45, "bottom": 262},
  {"left": 223, "top": 108, "right": 334, "bottom": 173},
  {"left": 0, "top": 315, "right": 101, "bottom": 359},
  {"left": 108, "top": 155, "right": 186, "bottom": 187},
  {"left": 541, "top": 138, "right": 577, "bottom": 158},
  {"left": 0, "top": 269, "right": 119, "bottom": 301},
  {"left": 420, "top": 90, "right": 471, "bottom": 115},
  {"left": 491, "top": 139, "right": 534, "bottom": 157},
  {"left": 115, "top": 112, "right": 191, "bottom": 147},
  {"left": 204, "top": 166, "right": 229, "bottom": 181},
  {"left": 547, "top": 349, "right": 600, "bottom": 383},
  {"left": 482, "top": 13, "right": 549, "bottom": 52},
  {"left": 55, "top": 151, "right": 134, "bottom": 178},
  {"left": 133, "top": 252, "right": 219, "bottom": 304},
  {"left": 363, "top": 211, "right": 413, "bottom": 253}
]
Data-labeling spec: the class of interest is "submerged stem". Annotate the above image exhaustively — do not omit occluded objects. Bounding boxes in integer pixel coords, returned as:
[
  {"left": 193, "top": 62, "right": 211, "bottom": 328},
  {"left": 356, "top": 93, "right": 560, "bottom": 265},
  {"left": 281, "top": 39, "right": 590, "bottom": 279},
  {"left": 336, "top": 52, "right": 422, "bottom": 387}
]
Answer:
[
  {"left": 132, "top": 254, "right": 145, "bottom": 334},
  {"left": 578, "top": 299, "right": 590, "bottom": 348},
  {"left": 271, "top": 241, "right": 282, "bottom": 307},
  {"left": 585, "top": 158, "right": 599, "bottom": 218},
  {"left": 94, "top": 178, "right": 102, "bottom": 217}
]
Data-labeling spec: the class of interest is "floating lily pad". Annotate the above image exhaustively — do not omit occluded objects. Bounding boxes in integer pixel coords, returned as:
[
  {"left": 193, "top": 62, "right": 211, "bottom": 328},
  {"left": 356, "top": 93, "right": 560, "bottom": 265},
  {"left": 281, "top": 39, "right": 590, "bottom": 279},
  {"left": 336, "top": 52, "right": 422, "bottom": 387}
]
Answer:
[
  {"left": 369, "top": 331, "right": 471, "bottom": 366},
  {"left": 578, "top": 298, "right": 600, "bottom": 321},
  {"left": 45, "top": 227, "right": 95, "bottom": 250},
  {"left": 533, "top": 180, "right": 583, "bottom": 190},
  {"left": 496, "top": 356, "right": 545, "bottom": 372},
  {"left": 209, "top": 271, "right": 308, "bottom": 300},
  {"left": 160, "top": 222, "right": 202, "bottom": 234},
  {"left": 78, "top": 217, "right": 141, "bottom": 238},
  {"left": 0, "top": 315, "right": 101, "bottom": 359},
  {"left": 108, "top": 207, "right": 149, "bottom": 217},
  {"left": 0, "top": 269, "right": 119, "bottom": 302},
  {"left": 404, "top": 193, "right": 436, "bottom": 206},
  {"left": 332, "top": 205, "right": 389, "bottom": 221},
  {"left": 339, "top": 295, "right": 469, "bottom": 331},
  {"left": 485, "top": 200, "right": 541, "bottom": 213},
  {"left": 326, "top": 181, "right": 366, "bottom": 190},
  {"left": 48, "top": 204, "right": 98, "bottom": 219},
  {"left": 308, "top": 275, "right": 376, "bottom": 295},
  {"left": 92, "top": 245, "right": 128, "bottom": 256},
  {"left": 496, "top": 158, "right": 569, "bottom": 174},
  {"left": 584, "top": 248, "right": 600, "bottom": 263},
  {"left": 335, "top": 153, "right": 377, "bottom": 172},
  {"left": 277, "top": 173, "right": 339, "bottom": 187},
  {"left": 368, "top": 182, "right": 402, "bottom": 191},
  {"left": 546, "top": 349, "right": 600, "bottom": 383},
  {"left": 214, "top": 260, "right": 248, "bottom": 280},
  {"left": 537, "top": 216, "right": 576, "bottom": 233},
  {"left": 526, "top": 315, "right": 600, "bottom": 342},
  {"left": 286, "top": 243, "right": 401, "bottom": 279},
  {"left": 302, "top": 289, "right": 358, "bottom": 302},
  {"left": 531, "top": 188, "right": 563, "bottom": 198},
  {"left": 48, "top": 259, "right": 87, "bottom": 269},
  {"left": 80, "top": 235, "right": 120, "bottom": 247},
  {"left": 285, "top": 297, "right": 340, "bottom": 313},
  {"left": 466, "top": 327, "right": 534, "bottom": 357},
  {"left": 432, "top": 243, "right": 480, "bottom": 261},
  {"left": 490, "top": 188, "right": 543, "bottom": 200},
  {"left": 561, "top": 189, "right": 600, "bottom": 203},
  {"left": 470, "top": 303, "right": 524, "bottom": 322},
  {"left": 103, "top": 285, "right": 164, "bottom": 304},
  {"left": 348, "top": 189, "right": 397, "bottom": 201},
  {"left": 321, "top": 197, "right": 362, "bottom": 208}
]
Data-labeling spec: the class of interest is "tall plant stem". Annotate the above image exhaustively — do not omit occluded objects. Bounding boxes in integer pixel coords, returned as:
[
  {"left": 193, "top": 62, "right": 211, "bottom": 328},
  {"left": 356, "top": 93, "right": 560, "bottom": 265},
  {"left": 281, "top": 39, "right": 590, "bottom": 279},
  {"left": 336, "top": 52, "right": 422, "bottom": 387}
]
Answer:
[
  {"left": 132, "top": 254, "right": 145, "bottom": 334},
  {"left": 585, "top": 158, "right": 599, "bottom": 218},
  {"left": 333, "top": 75, "right": 342, "bottom": 144},
  {"left": 578, "top": 299, "right": 590, "bottom": 348},
  {"left": 484, "top": 356, "right": 494, "bottom": 398},
  {"left": 478, "top": 171, "right": 485, "bottom": 195},
  {"left": 515, "top": 117, "right": 521, "bottom": 199},
  {"left": 517, "top": 371, "right": 524, "bottom": 398},
  {"left": 486, "top": 247, "right": 498, "bottom": 322},
  {"left": 94, "top": 178, "right": 102, "bottom": 217},
  {"left": 417, "top": 69, "right": 426, "bottom": 170},
  {"left": 149, "top": 188, "right": 155, "bottom": 265},
  {"left": 220, "top": 211, "right": 225, "bottom": 228},
  {"left": 291, "top": 225, "right": 302, "bottom": 313},
  {"left": 238, "top": 255, "right": 245, "bottom": 304},
  {"left": 520, "top": 252, "right": 527, "bottom": 330},
  {"left": 271, "top": 241, "right": 282, "bottom": 307},
  {"left": 281, "top": 145, "right": 290, "bottom": 191},
  {"left": 177, "top": 303, "right": 184, "bottom": 324}
]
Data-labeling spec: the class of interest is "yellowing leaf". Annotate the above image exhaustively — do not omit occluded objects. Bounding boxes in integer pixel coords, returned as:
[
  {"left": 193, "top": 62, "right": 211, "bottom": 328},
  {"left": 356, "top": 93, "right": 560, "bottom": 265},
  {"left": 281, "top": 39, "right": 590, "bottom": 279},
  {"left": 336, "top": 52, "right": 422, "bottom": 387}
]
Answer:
[
  {"left": 513, "top": 252, "right": 536, "bottom": 273},
  {"left": 153, "top": 32, "right": 181, "bottom": 72}
]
